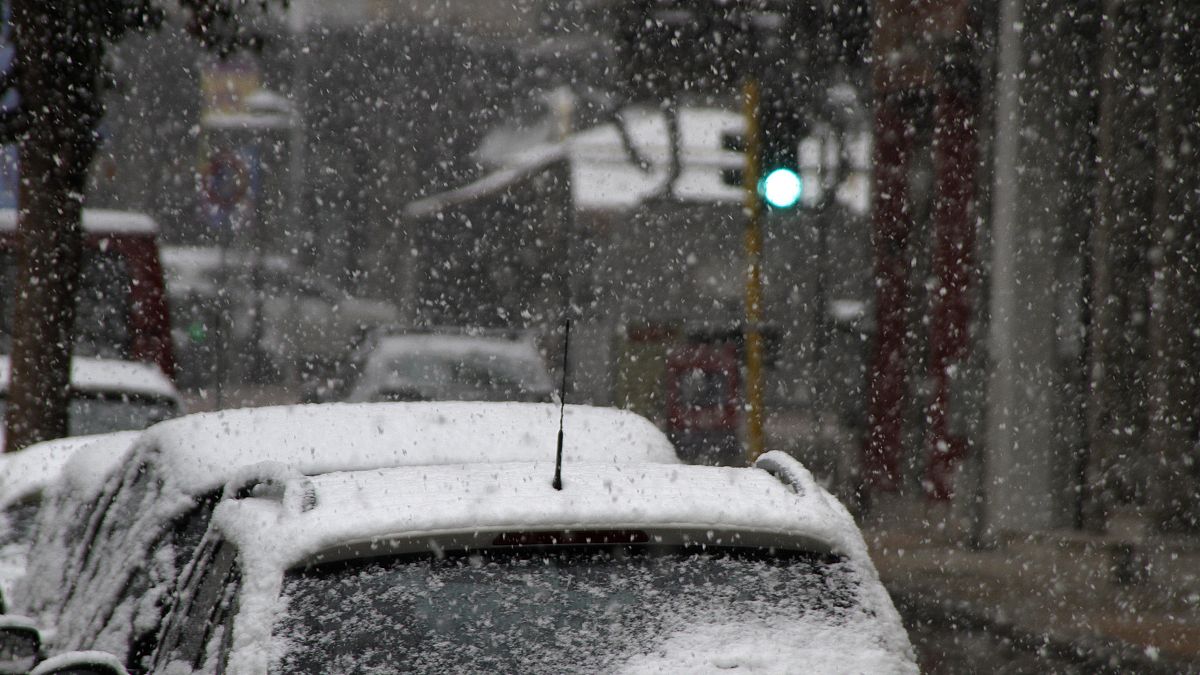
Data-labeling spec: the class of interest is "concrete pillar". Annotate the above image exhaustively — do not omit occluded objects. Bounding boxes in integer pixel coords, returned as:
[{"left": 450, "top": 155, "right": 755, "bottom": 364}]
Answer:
[{"left": 983, "top": 0, "right": 1060, "bottom": 533}]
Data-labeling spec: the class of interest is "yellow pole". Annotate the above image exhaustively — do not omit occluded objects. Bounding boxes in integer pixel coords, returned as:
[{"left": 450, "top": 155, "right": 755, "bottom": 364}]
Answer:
[{"left": 742, "top": 79, "right": 766, "bottom": 462}]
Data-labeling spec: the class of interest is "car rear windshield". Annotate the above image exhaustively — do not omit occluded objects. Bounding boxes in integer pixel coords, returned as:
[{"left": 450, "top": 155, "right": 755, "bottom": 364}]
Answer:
[{"left": 271, "top": 546, "right": 860, "bottom": 673}]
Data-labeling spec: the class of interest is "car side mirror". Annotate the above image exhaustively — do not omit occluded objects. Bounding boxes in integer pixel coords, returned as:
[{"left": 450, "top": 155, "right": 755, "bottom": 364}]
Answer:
[
  {"left": 0, "top": 618, "right": 41, "bottom": 675},
  {"left": 29, "top": 651, "right": 128, "bottom": 675}
]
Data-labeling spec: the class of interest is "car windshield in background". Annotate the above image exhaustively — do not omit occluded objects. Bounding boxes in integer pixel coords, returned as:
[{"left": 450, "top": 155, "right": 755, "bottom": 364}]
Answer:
[
  {"left": 67, "top": 395, "right": 177, "bottom": 435},
  {"left": 273, "top": 547, "right": 859, "bottom": 674},
  {"left": 372, "top": 352, "right": 551, "bottom": 402},
  {"left": 0, "top": 394, "right": 176, "bottom": 437}
]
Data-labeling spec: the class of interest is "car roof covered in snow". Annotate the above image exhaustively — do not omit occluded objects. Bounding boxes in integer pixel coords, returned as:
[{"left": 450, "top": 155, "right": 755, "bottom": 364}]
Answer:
[
  {"left": 96, "top": 402, "right": 678, "bottom": 498},
  {"left": 214, "top": 452, "right": 870, "bottom": 571},
  {"left": 370, "top": 333, "right": 543, "bottom": 360},
  {"left": 0, "top": 432, "right": 141, "bottom": 509},
  {"left": 0, "top": 356, "right": 180, "bottom": 402},
  {"left": 160, "top": 245, "right": 294, "bottom": 272},
  {"left": 0, "top": 209, "right": 158, "bottom": 235}
]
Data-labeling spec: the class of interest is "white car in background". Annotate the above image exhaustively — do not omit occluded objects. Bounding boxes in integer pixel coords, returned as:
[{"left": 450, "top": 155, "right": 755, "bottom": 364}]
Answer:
[
  {"left": 160, "top": 246, "right": 398, "bottom": 383},
  {"left": 12, "top": 402, "right": 679, "bottom": 670},
  {"left": 0, "top": 356, "right": 182, "bottom": 441},
  {"left": 146, "top": 453, "right": 916, "bottom": 673},
  {"left": 343, "top": 332, "right": 555, "bottom": 403}
]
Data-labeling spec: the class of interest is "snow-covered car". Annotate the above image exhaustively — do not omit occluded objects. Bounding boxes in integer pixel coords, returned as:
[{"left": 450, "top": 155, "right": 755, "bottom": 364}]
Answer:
[
  {"left": 144, "top": 453, "right": 915, "bottom": 673},
  {"left": 12, "top": 402, "right": 679, "bottom": 669},
  {"left": 0, "top": 432, "right": 140, "bottom": 607},
  {"left": 343, "top": 332, "right": 555, "bottom": 403},
  {"left": 0, "top": 358, "right": 182, "bottom": 603},
  {"left": 0, "top": 356, "right": 182, "bottom": 441}
]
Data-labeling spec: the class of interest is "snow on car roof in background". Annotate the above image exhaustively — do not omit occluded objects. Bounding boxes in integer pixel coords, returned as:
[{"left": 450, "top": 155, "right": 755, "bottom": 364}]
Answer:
[
  {"left": 160, "top": 246, "right": 295, "bottom": 297},
  {"left": 0, "top": 432, "right": 141, "bottom": 508},
  {"left": 160, "top": 245, "right": 293, "bottom": 272},
  {"left": 371, "top": 333, "right": 544, "bottom": 362},
  {"left": 109, "top": 402, "right": 678, "bottom": 497},
  {"left": 0, "top": 356, "right": 180, "bottom": 402},
  {"left": 224, "top": 456, "right": 871, "bottom": 570},
  {"left": 0, "top": 209, "right": 158, "bottom": 234}
]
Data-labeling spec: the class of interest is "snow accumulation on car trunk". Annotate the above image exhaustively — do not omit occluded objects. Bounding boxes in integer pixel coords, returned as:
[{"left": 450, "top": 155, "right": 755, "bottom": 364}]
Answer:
[{"left": 236, "top": 455, "right": 871, "bottom": 566}]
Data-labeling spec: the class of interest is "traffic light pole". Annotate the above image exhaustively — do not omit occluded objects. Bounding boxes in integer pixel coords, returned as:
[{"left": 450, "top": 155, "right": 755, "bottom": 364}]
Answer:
[{"left": 743, "top": 79, "right": 766, "bottom": 462}]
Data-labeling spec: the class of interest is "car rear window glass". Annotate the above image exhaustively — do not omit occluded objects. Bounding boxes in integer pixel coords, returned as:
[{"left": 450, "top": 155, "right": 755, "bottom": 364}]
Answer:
[{"left": 272, "top": 547, "right": 859, "bottom": 673}]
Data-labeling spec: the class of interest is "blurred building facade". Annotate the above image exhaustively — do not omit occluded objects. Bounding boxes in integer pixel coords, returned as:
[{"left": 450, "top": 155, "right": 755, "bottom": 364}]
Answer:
[
  {"left": 865, "top": 0, "right": 1200, "bottom": 537},
  {"left": 79, "top": 0, "right": 1200, "bottom": 535}
]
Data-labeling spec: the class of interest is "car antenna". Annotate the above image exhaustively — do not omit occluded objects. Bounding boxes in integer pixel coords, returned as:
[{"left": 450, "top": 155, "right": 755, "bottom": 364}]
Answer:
[{"left": 553, "top": 319, "right": 571, "bottom": 490}]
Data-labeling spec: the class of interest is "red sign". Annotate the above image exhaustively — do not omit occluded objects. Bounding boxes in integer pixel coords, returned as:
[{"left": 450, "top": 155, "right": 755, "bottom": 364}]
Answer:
[{"left": 202, "top": 152, "right": 250, "bottom": 209}]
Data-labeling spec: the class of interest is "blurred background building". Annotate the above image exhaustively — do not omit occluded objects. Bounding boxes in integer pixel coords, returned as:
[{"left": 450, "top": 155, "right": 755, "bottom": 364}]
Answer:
[{"left": 72, "top": 0, "right": 1200, "bottom": 536}]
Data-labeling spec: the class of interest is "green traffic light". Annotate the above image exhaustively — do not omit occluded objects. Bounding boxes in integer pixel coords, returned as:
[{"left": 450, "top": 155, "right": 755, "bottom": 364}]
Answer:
[
  {"left": 187, "top": 321, "right": 207, "bottom": 343},
  {"left": 759, "top": 168, "right": 803, "bottom": 209}
]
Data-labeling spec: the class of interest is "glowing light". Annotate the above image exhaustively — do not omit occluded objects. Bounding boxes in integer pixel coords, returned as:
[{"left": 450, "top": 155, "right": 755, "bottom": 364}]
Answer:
[{"left": 759, "top": 168, "right": 803, "bottom": 209}]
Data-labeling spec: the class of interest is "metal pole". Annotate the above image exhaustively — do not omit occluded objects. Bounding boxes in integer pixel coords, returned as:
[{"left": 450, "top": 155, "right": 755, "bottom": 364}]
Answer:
[
  {"left": 288, "top": 0, "right": 310, "bottom": 275},
  {"left": 743, "top": 79, "right": 766, "bottom": 463},
  {"left": 249, "top": 135, "right": 268, "bottom": 383},
  {"left": 215, "top": 195, "right": 230, "bottom": 410},
  {"left": 981, "top": 0, "right": 1023, "bottom": 545}
]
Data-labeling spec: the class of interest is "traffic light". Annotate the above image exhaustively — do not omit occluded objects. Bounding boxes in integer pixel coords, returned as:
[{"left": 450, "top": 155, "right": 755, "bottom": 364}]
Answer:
[
  {"left": 761, "top": 167, "right": 803, "bottom": 209},
  {"left": 757, "top": 81, "right": 804, "bottom": 209}
]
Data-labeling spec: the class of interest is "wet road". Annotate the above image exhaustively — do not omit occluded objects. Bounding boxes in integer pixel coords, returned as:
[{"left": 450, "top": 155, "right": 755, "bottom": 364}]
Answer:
[{"left": 898, "top": 599, "right": 1177, "bottom": 675}]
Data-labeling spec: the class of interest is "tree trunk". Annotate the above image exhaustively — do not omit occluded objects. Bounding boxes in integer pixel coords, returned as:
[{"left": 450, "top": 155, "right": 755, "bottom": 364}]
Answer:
[
  {"left": 3, "top": 0, "right": 102, "bottom": 452},
  {"left": 1089, "top": 0, "right": 1123, "bottom": 530}
]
